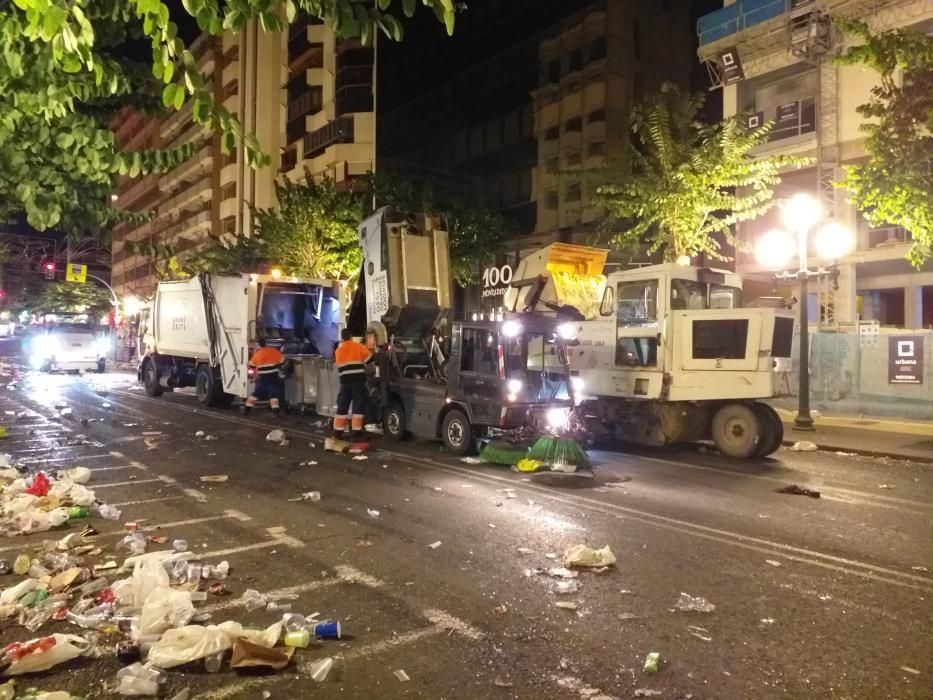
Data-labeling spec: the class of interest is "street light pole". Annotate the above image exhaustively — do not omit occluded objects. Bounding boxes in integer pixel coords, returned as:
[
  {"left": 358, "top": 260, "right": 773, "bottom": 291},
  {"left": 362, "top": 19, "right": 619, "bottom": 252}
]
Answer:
[{"left": 795, "top": 231, "right": 814, "bottom": 430}]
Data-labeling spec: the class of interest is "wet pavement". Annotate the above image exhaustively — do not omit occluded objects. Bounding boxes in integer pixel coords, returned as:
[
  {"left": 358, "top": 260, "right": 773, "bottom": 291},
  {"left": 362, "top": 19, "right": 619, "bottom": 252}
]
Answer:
[{"left": 0, "top": 368, "right": 930, "bottom": 699}]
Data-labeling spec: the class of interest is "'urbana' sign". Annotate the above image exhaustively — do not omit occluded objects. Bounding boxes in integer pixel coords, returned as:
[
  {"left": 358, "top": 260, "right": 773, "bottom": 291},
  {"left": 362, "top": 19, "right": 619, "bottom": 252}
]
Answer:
[{"left": 888, "top": 336, "right": 924, "bottom": 385}]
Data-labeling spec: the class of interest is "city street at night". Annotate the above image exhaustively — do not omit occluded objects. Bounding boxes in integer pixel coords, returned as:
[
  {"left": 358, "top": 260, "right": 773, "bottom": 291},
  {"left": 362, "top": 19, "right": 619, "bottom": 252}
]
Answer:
[{"left": 0, "top": 367, "right": 929, "bottom": 699}]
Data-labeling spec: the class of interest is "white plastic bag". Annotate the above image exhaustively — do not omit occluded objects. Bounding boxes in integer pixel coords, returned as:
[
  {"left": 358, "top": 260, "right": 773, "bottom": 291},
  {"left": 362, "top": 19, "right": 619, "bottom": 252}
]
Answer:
[
  {"left": 1, "top": 634, "right": 90, "bottom": 675},
  {"left": 59, "top": 466, "right": 91, "bottom": 484},
  {"left": 146, "top": 625, "right": 234, "bottom": 668},
  {"left": 0, "top": 578, "right": 38, "bottom": 605},
  {"left": 130, "top": 557, "right": 170, "bottom": 608},
  {"left": 139, "top": 589, "right": 194, "bottom": 636},
  {"left": 563, "top": 544, "right": 617, "bottom": 568},
  {"left": 2, "top": 494, "right": 38, "bottom": 517},
  {"left": 66, "top": 484, "right": 96, "bottom": 507},
  {"left": 10, "top": 508, "right": 69, "bottom": 535}
]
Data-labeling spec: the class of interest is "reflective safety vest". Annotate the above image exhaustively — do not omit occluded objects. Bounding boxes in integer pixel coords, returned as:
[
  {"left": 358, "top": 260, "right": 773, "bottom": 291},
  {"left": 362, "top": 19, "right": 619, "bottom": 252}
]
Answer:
[
  {"left": 249, "top": 346, "right": 284, "bottom": 375},
  {"left": 335, "top": 339, "right": 370, "bottom": 384}
]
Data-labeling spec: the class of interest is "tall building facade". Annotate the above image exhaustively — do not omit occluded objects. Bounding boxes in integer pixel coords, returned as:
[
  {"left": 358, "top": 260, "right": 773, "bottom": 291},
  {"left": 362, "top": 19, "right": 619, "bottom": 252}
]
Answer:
[
  {"left": 697, "top": 0, "right": 933, "bottom": 329},
  {"left": 111, "top": 19, "right": 375, "bottom": 299}
]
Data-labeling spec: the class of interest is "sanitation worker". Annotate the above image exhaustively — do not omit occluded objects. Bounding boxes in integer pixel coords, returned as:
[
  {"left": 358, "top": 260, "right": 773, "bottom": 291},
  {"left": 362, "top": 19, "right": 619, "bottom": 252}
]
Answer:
[
  {"left": 244, "top": 338, "right": 285, "bottom": 417},
  {"left": 332, "top": 328, "right": 371, "bottom": 439}
]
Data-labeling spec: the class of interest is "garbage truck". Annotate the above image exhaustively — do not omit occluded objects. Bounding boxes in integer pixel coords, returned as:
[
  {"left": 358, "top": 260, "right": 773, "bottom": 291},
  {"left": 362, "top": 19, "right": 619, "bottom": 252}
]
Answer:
[
  {"left": 504, "top": 243, "right": 795, "bottom": 459},
  {"left": 138, "top": 273, "right": 343, "bottom": 408},
  {"left": 351, "top": 208, "right": 579, "bottom": 454}
]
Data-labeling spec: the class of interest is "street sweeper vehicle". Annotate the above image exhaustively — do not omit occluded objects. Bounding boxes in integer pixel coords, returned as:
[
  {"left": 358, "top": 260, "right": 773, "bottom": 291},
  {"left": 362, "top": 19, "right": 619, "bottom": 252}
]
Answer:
[
  {"left": 138, "top": 273, "right": 343, "bottom": 408},
  {"left": 504, "top": 243, "right": 795, "bottom": 459},
  {"left": 351, "top": 208, "right": 583, "bottom": 460}
]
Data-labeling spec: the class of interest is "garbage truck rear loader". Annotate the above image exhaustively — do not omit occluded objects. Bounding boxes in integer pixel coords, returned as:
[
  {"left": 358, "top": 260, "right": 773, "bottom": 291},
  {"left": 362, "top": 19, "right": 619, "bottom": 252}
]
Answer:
[
  {"left": 505, "top": 244, "right": 795, "bottom": 459},
  {"left": 138, "top": 273, "right": 342, "bottom": 408}
]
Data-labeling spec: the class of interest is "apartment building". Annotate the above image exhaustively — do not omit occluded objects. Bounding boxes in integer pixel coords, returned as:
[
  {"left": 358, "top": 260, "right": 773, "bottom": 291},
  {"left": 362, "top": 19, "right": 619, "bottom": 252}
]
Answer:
[
  {"left": 697, "top": 0, "right": 933, "bottom": 329},
  {"left": 111, "top": 18, "right": 375, "bottom": 299},
  {"left": 532, "top": 1, "right": 692, "bottom": 240}
]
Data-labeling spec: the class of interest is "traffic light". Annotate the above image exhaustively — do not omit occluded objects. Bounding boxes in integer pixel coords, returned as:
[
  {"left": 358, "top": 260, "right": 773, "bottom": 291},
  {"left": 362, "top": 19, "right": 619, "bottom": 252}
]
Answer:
[
  {"left": 44, "top": 262, "right": 55, "bottom": 280},
  {"left": 0, "top": 290, "right": 6, "bottom": 301}
]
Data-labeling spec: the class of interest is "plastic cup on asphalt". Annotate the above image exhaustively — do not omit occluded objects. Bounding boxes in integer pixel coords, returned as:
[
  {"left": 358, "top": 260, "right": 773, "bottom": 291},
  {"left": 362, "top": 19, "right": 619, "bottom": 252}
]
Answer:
[{"left": 313, "top": 621, "right": 341, "bottom": 639}]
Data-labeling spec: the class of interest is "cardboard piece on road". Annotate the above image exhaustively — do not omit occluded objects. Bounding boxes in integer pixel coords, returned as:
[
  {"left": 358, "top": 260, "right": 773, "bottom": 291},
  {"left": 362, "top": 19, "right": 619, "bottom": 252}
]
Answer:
[
  {"left": 230, "top": 639, "right": 294, "bottom": 671},
  {"left": 49, "top": 566, "right": 84, "bottom": 593}
]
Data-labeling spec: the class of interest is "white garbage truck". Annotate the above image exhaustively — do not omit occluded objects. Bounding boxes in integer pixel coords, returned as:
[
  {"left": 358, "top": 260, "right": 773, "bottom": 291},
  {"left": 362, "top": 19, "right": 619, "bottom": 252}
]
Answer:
[
  {"left": 137, "top": 273, "right": 343, "bottom": 409},
  {"left": 504, "top": 243, "right": 795, "bottom": 458}
]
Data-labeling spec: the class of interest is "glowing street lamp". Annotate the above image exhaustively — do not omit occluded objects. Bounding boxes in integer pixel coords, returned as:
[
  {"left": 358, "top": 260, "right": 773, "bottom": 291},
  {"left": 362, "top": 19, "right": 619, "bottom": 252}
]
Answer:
[
  {"left": 123, "top": 296, "right": 141, "bottom": 317},
  {"left": 756, "top": 194, "right": 854, "bottom": 430}
]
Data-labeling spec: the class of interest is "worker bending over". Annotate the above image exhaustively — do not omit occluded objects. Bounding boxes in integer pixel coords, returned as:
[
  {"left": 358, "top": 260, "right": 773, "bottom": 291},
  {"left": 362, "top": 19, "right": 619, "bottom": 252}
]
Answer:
[
  {"left": 245, "top": 338, "right": 285, "bottom": 416},
  {"left": 332, "top": 328, "right": 371, "bottom": 439}
]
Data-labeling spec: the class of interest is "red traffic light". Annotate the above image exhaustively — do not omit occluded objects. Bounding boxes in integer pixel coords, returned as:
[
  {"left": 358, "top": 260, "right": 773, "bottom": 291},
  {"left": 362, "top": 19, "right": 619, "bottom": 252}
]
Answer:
[
  {"left": 44, "top": 262, "right": 55, "bottom": 271},
  {"left": 43, "top": 261, "right": 55, "bottom": 280},
  {"left": 0, "top": 290, "right": 6, "bottom": 299}
]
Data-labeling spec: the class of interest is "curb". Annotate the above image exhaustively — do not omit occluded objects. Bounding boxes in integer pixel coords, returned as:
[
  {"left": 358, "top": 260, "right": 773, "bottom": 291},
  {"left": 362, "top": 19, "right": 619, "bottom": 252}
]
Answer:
[{"left": 780, "top": 440, "right": 933, "bottom": 465}]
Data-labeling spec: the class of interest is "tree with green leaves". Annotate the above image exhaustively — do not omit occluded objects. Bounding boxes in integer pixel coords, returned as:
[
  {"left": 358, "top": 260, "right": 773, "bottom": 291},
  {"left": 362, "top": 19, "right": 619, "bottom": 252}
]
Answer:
[
  {"left": 594, "top": 82, "right": 812, "bottom": 262},
  {"left": 35, "top": 280, "right": 113, "bottom": 316},
  {"left": 0, "top": 0, "right": 459, "bottom": 234},
  {"left": 835, "top": 18, "right": 932, "bottom": 267}
]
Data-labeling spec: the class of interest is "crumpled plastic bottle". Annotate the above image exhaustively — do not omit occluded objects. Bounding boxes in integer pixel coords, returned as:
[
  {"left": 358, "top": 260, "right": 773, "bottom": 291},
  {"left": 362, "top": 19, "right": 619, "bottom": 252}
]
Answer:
[
  {"left": 674, "top": 592, "right": 716, "bottom": 613},
  {"left": 117, "top": 534, "right": 147, "bottom": 556},
  {"left": 116, "top": 662, "right": 165, "bottom": 696}
]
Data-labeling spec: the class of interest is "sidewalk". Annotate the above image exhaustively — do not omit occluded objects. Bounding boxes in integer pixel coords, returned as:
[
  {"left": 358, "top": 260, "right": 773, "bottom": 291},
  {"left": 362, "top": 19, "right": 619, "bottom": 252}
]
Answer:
[{"left": 771, "top": 406, "right": 933, "bottom": 463}]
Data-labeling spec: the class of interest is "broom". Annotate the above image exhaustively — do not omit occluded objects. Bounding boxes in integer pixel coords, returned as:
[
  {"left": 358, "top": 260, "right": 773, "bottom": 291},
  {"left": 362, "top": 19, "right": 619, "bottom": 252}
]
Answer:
[
  {"left": 479, "top": 439, "right": 531, "bottom": 466},
  {"left": 525, "top": 436, "right": 589, "bottom": 472}
]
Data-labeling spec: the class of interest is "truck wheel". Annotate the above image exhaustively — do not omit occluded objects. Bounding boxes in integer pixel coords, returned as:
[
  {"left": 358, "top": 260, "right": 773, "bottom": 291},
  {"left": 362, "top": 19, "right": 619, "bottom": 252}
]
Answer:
[
  {"left": 384, "top": 401, "right": 407, "bottom": 441},
  {"left": 711, "top": 403, "right": 761, "bottom": 459},
  {"left": 442, "top": 408, "right": 473, "bottom": 455},
  {"left": 196, "top": 365, "right": 232, "bottom": 407},
  {"left": 752, "top": 403, "right": 784, "bottom": 458},
  {"left": 143, "top": 360, "right": 163, "bottom": 397},
  {"left": 97, "top": 358, "right": 106, "bottom": 374}
]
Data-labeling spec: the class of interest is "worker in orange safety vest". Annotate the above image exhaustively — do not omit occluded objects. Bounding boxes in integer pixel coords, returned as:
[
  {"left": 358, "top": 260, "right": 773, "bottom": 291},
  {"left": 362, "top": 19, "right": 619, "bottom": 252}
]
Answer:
[
  {"left": 332, "top": 328, "right": 372, "bottom": 439},
  {"left": 244, "top": 338, "right": 285, "bottom": 417}
]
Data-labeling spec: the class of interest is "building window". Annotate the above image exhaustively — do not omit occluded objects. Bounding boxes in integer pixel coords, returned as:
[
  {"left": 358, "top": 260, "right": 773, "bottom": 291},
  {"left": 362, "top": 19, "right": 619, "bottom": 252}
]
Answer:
[
  {"left": 547, "top": 58, "right": 560, "bottom": 83},
  {"left": 587, "top": 141, "right": 606, "bottom": 158},
  {"left": 544, "top": 124, "right": 560, "bottom": 140},
  {"left": 545, "top": 156, "right": 559, "bottom": 174},
  {"left": 747, "top": 70, "right": 817, "bottom": 141},
  {"left": 566, "top": 183, "right": 581, "bottom": 202},
  {"left": 588, "top": 37, "right": 607, "bottom": 63},
  {"left": 569, "top": 47, "right": 583, "bottom": 73},
  {"left": 222, "top": 217, "right": 236, "bottom": 235},
  {"left": 221, "top": 182, "right": 237, "bottom": 201},
  {"left": 545, "top": 191, "right": 558, "bottom": 210},
  {"left": 587, "top": 107, "right": 606, "bottom": 123},
  {"left": 565, "top": 152, "right": 582, "bottom": 167},
  {"left": 565, "top": 116, "right": 582, "bottom": 133}
]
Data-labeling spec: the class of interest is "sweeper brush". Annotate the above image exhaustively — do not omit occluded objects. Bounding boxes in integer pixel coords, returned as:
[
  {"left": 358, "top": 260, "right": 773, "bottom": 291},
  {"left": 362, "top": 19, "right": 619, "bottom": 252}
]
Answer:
[{"left": 525, "top": 436, "right": 589, "bottom": 471}]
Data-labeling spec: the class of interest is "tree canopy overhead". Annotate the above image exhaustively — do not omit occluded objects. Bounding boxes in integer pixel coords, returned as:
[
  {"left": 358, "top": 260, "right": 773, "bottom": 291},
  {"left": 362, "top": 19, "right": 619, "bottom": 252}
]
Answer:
[
  {"left": 0, "top": 0, "right": 460, "bottom": 235},
  {"left": 595, "top": 82, "right": 811, "bottom": 263},
  {"left": 836, "top": 18, "right": 933, "bottom": 267}
]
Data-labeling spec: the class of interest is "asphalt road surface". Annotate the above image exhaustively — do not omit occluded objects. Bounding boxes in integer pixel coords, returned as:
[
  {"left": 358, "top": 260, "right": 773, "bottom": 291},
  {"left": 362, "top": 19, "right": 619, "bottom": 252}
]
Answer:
[{"left": 0, "top": 368, "right": 930, "bottom": 699}]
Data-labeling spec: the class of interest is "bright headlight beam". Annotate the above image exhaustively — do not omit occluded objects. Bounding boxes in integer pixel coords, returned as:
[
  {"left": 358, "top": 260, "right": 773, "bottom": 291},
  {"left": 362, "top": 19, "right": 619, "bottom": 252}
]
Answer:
[{"left": 501, "top": 320, "right": 523, "bottom": 338}]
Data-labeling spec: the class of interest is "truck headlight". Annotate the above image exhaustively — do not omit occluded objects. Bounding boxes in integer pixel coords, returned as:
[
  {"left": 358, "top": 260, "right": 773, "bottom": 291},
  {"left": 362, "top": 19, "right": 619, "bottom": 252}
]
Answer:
[
  {"left": 546, "top": 407, "right": 569, "bottom": 431},
  {"left": 570, "top": 376, "right": 584, "bottom": 393},
  {"left": 556, "top": 322, "right": 576, "bottom": 340},
  {"left": 507, "top": 378, "right": 522, "bottom": 393}
]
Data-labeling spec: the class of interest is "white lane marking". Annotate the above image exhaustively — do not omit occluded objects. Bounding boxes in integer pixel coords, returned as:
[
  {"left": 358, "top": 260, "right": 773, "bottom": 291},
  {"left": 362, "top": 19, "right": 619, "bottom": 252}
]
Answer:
[
  {"left": 93, "top": 478, "right": 163, "bottom": 488},
  {"left": 334, "top": 564, "right": 386, "bottom": 589},
  {"left": 223, "top": 509, "right": 252, "bottom": 522},
  {"left": 110, "top": 496, "right": 186, "bottom": 507},
  {"left": 81, "top": 464, "right": 145, "bottom": 474},
  {"left": 203, "top": 537, "right": 304, "bottom": 559},
  {"left": 423, "top": 608, "right": 484, "bottom": 640},
  {"left": 326, "top": 626, "right": 442, "bottom": 663},
  {"left": 19, "top": 454, "right": 112, "bottom": 464},
  {"left": 158, "top": 475, "right": 177, "bottom": 483}
]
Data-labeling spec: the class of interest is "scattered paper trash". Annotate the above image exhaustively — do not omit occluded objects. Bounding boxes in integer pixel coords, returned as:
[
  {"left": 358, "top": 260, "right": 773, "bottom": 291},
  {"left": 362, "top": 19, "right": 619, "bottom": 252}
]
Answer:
[
  {"left": 878, "top": 483, "right": 894, "bottom": 489},
  {"left": 460, "top": 457, "right": 482, "bottom": 464},
  {"left": 634, "top": 690, "right": 662, "bottom": 698},
  {"left": 765, "top": 560, "right": 782, "bottom": 567},
  {"left": 393, "top": 669, "right": 411, "bottom": 682},
  {"left": 899, "top": 666, "right": 920, "bottom": 676},
  {"left": 199, "top": 475, "right": 229, "bottom": 483},
  {"left": 288, "top": 491, "right": 321, "bottom": 503},
  {"left": 911, "top": 566, "right": 928, "bottom": 573},
  {"left": 427, "top": 541, "right": 442, "bottom": 550},
  {"left": 776, "top": 484, "right": 821, "bottom": 498},
  {"left": 367, "top": 509, "right": 380, "bottom": 518},
  {"left": 230, "top": 639, "right": 294, "bottom": 671},
  {"left": 324, "top": 437, "right": 351, "bottom": 453},
  {"left": 554, "top": 601, "right": 578, "bottom": 610},
  {"left": 563, "top": 544, "right": 616, "bottom": 568},
  {"left": 555, "top": 581, "right": 578, "bottom": 594},
  {"left": 352, "top": 455, "right": 369, "bottom": 461},
  {"left": 790, "top": 441, "right": 818, "bottom": 452},
  {"left": 674, "top": 592, "right": 715, "bottom": 613},
  {"left": 547, "top": 567, "right": 578, "bottom": 579},
  {"left": 195, "top": 431, "right": 205, "bottom": 438},
  {"left": 687, "top": 624, "right": 712, "bottom": 642},
  {"left": 266, "top": 429, "right": 287, "bottom": 445}
]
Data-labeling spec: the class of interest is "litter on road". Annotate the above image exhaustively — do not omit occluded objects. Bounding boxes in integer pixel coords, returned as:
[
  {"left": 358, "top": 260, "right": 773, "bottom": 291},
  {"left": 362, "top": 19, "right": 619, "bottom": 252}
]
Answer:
[
  {"left": 790, "top": 441, "right": 818, "bottom": 452},
  {"left": 199, "top": 475, "right": 228, "bottom": 483},
  {"left": 427, "top": 541, "right": 442, "bottom": 549},
  {"left": 563, "top": 544, "right": 616, "bottom": 568},
  {"left": 674, "top": 592, "right": 716, "bottom": 613},
  {"left": 643, "top": 652, "right": 661, "bottom": 674},
  {"left": 393, "top": 669, "right": 411, "bottom": 682},
  {"left": 776, "top": 484, "right": 821, "bottom": 498}
]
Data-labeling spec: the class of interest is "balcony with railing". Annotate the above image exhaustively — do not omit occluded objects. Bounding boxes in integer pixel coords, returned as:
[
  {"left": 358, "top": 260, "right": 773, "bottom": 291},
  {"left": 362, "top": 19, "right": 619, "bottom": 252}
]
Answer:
[
  {"left": 697, "top": 0, "right": 787, "bottom": 47},
  {"left": 302, "top": 115, "right": 355, "bottom": 159}
]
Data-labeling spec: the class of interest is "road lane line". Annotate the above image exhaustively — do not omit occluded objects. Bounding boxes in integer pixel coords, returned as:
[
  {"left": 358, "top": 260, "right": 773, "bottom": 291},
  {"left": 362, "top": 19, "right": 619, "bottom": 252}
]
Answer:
[
  {"left": 92, "top": 478, "right": 164, "bottom": 488},
  {"left": 110, "top": 496, "right": 186, "bottom": 507},
  {"left": 326, "top": 626, "right": 442, "bottom": 663},
  {"left": 201, "top": 578, "right": 343, "bottom": 615},
  {"left": 19, "top": 454, "right": 113, "bottom": 464},
  {"left": 103, "top": 390, "right": 933, "bottom": 591}
]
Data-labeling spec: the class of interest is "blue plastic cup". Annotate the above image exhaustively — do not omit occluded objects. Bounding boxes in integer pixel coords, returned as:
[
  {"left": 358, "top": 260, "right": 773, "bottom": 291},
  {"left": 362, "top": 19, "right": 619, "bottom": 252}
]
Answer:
[{"left": 312, "top": 620, "right": 341, "bottom": 639}]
